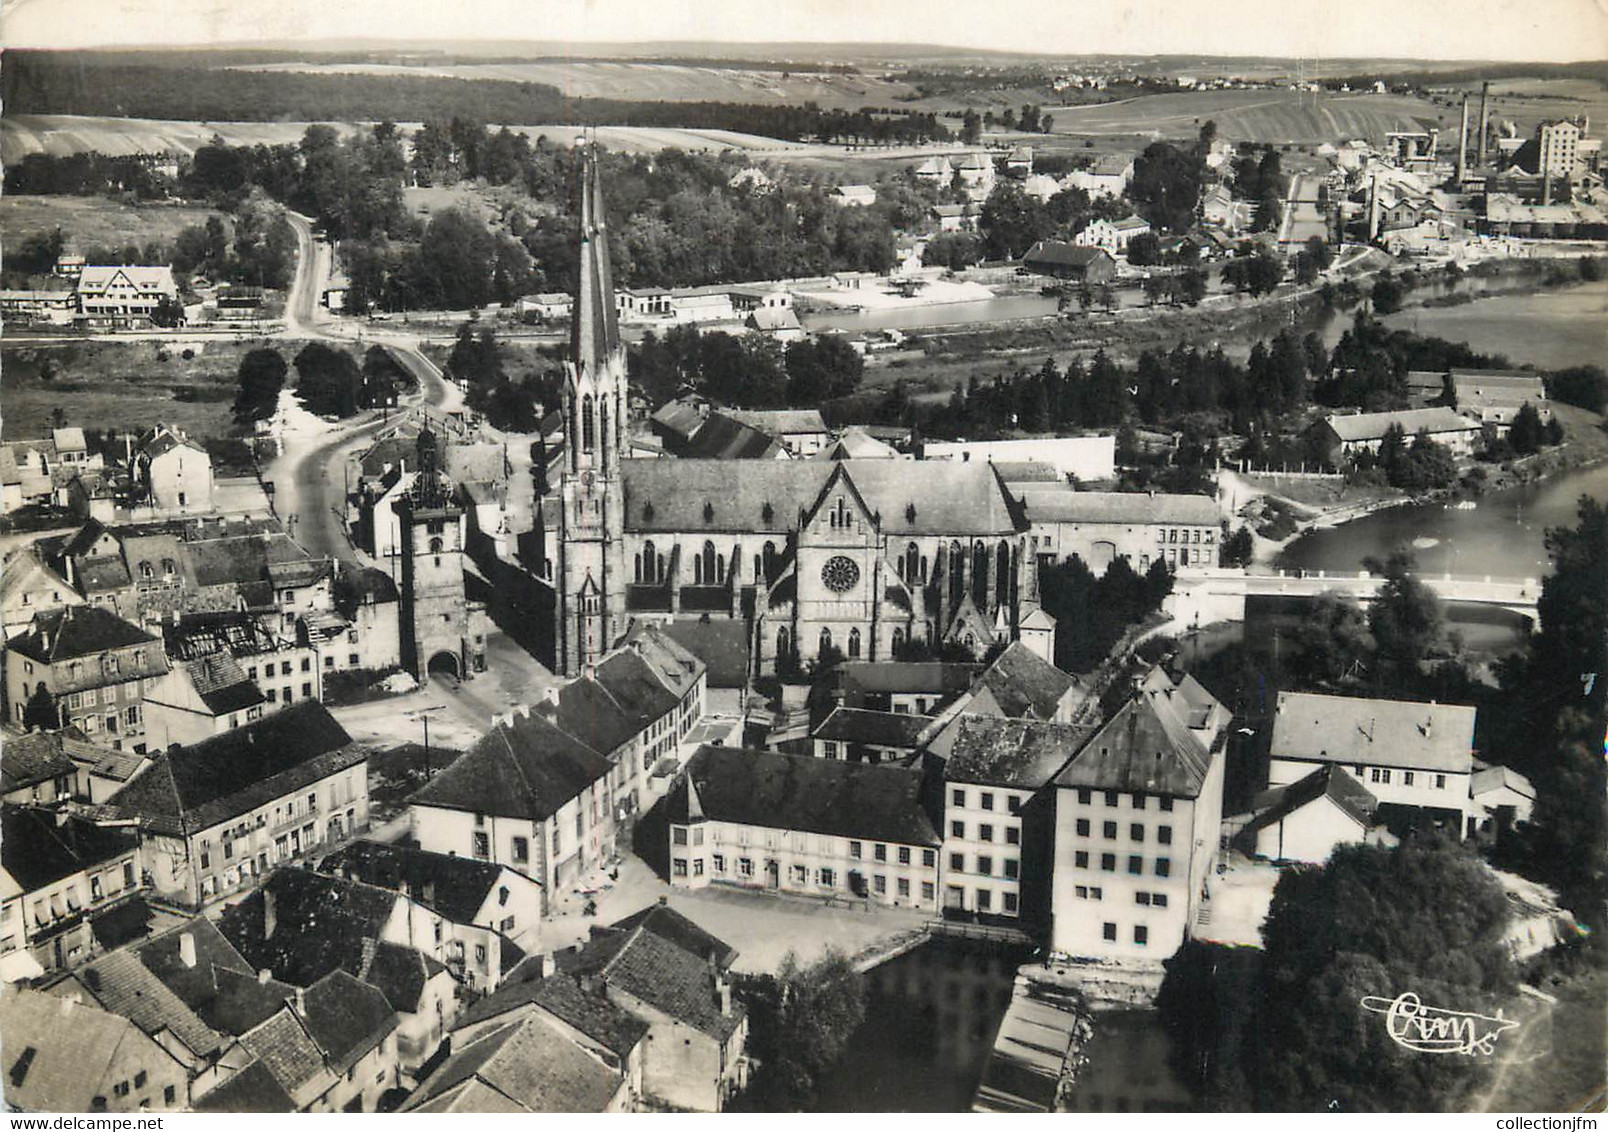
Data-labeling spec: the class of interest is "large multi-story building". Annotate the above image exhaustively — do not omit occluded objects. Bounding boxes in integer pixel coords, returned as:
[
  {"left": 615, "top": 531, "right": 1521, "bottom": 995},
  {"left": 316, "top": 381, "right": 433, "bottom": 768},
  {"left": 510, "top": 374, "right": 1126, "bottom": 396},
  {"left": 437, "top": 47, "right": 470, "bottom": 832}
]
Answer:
[
  {"left": 5, "top": 605, "right": 169, "bottom": 751},
  {"left": 1047, "top": 668, "right": 1230, "bottom": 961},
  {"left": 537, "top": 147, "right": 1051, "bottom": 677},
  {"left": 1537, "top": 118, "right": 1584, "bottom": 178},
  {"left": 1009, "top": 486, "right": 1221, "bottom": 575}
]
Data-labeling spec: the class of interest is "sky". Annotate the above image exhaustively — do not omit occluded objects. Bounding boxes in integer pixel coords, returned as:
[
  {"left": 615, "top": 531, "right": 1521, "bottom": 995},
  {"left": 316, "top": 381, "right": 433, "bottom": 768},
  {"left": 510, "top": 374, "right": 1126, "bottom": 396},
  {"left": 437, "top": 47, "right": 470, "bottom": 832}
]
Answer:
[{"left": 4, "top": 0, "right": 1607, "bottom": 61}]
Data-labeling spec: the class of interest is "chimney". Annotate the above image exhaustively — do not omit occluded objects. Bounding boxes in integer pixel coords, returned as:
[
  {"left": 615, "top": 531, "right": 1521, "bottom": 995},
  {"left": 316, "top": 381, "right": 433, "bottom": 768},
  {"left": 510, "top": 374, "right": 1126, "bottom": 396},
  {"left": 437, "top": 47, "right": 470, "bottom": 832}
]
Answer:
[
  {"left": 1458, "top": 97, "right": 1470, "bottom": 185},
  {"left": 257, "top": 968, "right": 272, "bottom": 984},
  {"left": 1542, "top": 173, "right": 1553, "bottom": 207},
  {"left": 40, "top": 629, "right": 51, "bottom": 653},
  {"left": 179, "top": 932, "right": 197, "bottom": 969},
  {"left": 294, "top": 986, "right": 305, "bottom": 1015},
  {"left": 263, "top": 887, "right": 277, "bottom": 940},
  {"left": 585, "top": 663, "right": 597, "bottom": 681},
  {"left": 1368, "top": 173, "right": 1381, "bottom": 242},
  {"left": 1478, "top": 81, "right": 1490, "bottom": 166},
  {"left": 720, "top": 980, "right": 733, "bottom": 1017},
  {"left": 538, "top": 951, "right": 556, "bottom": 979},
  {"left": 658, "top": 894, "right": 669, "bottom": 906},
  {"left": 1424, "top": 716, "right": 1433, "bottom": 739}
]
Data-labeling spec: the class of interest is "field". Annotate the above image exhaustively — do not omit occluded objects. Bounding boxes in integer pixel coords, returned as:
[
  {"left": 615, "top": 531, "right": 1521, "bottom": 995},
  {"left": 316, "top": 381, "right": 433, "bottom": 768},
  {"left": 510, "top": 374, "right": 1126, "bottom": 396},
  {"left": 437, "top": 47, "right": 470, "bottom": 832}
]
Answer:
[
  {"left": 0, "top": 194, "right": 223, "bottom": 253},
  {"left": 0, "top": 338, "right": 291, "bottom": 441},
  {"left": 1043, "top": 89, "right": 1444, "bottom": 143},
  {"left": 0, "top": 113, "right": 810, "bottom": 164},
  {"left": 234, "top": 60, "right": 923, "bottom": 110},
  {"left": 1427, "top": 78, "right": 1608, "bottom": 137}
]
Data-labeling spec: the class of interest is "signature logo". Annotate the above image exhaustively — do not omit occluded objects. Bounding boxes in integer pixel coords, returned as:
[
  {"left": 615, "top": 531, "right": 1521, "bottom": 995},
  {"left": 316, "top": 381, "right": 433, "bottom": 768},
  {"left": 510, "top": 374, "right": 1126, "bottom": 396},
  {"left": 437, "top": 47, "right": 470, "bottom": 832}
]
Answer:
[{"left": 1360, "top": 993, "right": 1519, "bottom": 1056}]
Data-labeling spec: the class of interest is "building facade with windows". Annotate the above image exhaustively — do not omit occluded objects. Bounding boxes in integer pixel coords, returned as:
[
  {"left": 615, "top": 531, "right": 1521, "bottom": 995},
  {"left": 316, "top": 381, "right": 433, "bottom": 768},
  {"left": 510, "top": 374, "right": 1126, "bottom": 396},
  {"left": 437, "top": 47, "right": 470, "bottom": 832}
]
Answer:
[
  {"left": 106, "top": 702, "right": 369, "bottom": 908},
  {"left": 1009, "top": 487, "right": 1221, "bottom": 575},
  {"left": 666, "top": 746, "right": 941, "bottom": 910},
  {"left": 5, "top": 605, "right": 169, "bottom": 751},
  {"left": 1048, "top": 668, "right": 1230, "bottom": 961}
]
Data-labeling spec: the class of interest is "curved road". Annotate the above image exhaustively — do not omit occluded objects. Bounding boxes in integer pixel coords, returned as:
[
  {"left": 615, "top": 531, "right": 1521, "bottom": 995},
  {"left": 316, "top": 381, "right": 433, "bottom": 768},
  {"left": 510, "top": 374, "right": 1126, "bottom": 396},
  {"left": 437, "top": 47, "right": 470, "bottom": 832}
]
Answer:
[{"left": 266, "top": 213, "right": 460, "bottom": 562}]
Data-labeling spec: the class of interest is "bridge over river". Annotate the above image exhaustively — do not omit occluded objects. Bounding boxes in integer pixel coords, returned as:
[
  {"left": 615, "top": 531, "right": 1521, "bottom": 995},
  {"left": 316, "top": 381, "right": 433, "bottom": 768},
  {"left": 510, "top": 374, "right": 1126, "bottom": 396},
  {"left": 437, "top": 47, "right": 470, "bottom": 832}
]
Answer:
[{"left": 1170, "top": 566, "right": 1540, "bottom": 625}]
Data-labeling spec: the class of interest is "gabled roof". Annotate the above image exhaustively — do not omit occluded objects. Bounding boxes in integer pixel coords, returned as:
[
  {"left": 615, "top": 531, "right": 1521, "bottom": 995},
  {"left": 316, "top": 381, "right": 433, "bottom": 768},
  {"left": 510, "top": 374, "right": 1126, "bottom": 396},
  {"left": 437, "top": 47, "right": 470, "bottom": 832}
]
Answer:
[
  {"left": 945, "top": 716, "right": 1096, "bottom": 789},
  {"left": 1, "top": 805, "right": 138, "bottom": 892},
  {"left": 1022, "top": 241, "right": 1112, "bottom": 269},
  {"left": 405, "top": 1014, "right": 626, "bottom": 1113},
  {"left": 816, "top": 428, "right": 900, "bottom": 460},
  {"left": 723, "top": 409, "right": 827, "bottom": 435},
  {"left": 647, "top": 617, "right": 749, "bottom": 687},
  {"left": 0, "top": 985, "right": 161, "bottom": 1114},
  {"left": 609, "top": 901, "right": 739, "bottom": 970},
  {"left": 667, "top": 746, "right": 940, "bottom": 847},
  {"left": 1268, "top": 691, "right": 1476, "bottom": 774},
  {"left": 535, "top": 676, "right": 642, "bottom": 759},
  {"left": 217, "top": 867, "right": 400, "bottom": 988},
  {"left": 175, "top": 652, "right": 266, "bottom": 715},
  {"left": 1053, "top": 679, "right": 1222, "bottom": 798},
  {"left": 318, "top": 839, "right": 524, "bottom": 925},
  {"left": 813, "top": 706, "right": 935, "bottom": 749},
  {"left": 455, "top": 967, "right": 648, "bottom": 1058},
  {"left": 7, "top": 605, "right": 159, "bottom": 664},
  {"left": 239, "top": 1008, "right": 333, "bottom": 1105},
  {"left": 1241, "top": 764, "right": 1379, "bottom": 835},
  {"left": 1322, "top": 406, "right": 1481, "bottom": 442},
  {"left": 357, "top": 940, "right": 448, "bottom": 1015},
  {"left": 621, "top": 458, "right": 1022, "bottom": 536},
  {"left": 108, "top": 703, "right": 363, "bottom": 836},
  {"left": 1472, "top": 763, "right": 1535, "bottom": 801},
  {"left": 833, "top": 661, "right": 979, "bottom": 702},
  {"left": 973, "top": 641, "right": 1081, "bottom": 720},
  {"left": 407, "top": 709, "right": 612, "bottom": 822},
  {"left": 193, "top": 1059, "right": 297, "bottom": 1112},
  {"left": 1, "top": 728, "right": 82, "bottom": 793},
  {"left": 299, "top": 969, "right": 398, "bottom": 1074},
  {"left": 684, "top": 413, "right": 787, "bottom": 460},
  {"left": 71, "top": 947, "right": 227, "bottom": 1061},
  {"left": 1011, "top": 486, "right": 1219, "bottom": 526},
  {"left": 134, "top": 919, "right": 294, "bottom": 1037}
]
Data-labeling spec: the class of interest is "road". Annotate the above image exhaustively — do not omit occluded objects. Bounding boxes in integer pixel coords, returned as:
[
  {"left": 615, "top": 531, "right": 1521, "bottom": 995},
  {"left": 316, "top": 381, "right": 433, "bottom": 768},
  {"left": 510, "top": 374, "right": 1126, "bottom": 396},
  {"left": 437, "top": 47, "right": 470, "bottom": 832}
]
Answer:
[{"left": 262, "top": 212, "right": 463, "bottom": 561}]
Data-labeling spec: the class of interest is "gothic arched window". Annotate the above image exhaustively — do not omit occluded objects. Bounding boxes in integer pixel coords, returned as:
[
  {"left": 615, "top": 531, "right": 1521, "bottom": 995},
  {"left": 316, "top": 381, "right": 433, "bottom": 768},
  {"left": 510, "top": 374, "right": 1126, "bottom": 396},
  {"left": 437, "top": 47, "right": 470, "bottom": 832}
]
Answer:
[
  {"left": 996, "top": 541, "right": 1011, "bottom": 604},
  {"left": 701, "top": 541, "right": 717, "bottom": 586},
  {"left": 848, "top": 628, "right": 862, "bottom": 659},
  {"left": 581, "top": 395, "right": 596, "bottom": 455},
  {"left": 892, "top": 627, "right": 905, "bottom": 654},
  {"left": 818, "top": 627, "right": 833, "bottom": 655},
  {"left": 905, "top": 543, "right": 920, "bottom": 585},
  {"left": 599, "top": 399, "right": 610, "bottom": 463},
  {"left": 642, "top": 540, "right": 657, "bottom": 583}
]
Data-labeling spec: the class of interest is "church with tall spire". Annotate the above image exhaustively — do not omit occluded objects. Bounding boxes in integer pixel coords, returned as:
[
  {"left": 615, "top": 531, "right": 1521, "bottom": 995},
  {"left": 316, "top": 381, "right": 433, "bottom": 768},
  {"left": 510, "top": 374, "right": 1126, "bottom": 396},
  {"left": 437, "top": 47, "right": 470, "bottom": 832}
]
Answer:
[
  {"left": 555, "top": 145, "right": 631, "bottom": 676},
  {"left": 544, "top": 145, "right": 1049, "bottom": 680}
]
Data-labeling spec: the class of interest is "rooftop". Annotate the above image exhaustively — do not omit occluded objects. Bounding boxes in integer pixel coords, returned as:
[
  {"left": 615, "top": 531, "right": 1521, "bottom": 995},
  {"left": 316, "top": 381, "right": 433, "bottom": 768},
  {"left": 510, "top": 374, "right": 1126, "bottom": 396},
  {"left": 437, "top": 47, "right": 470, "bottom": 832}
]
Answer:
[
  {"left": 7, "top": 605, "right": 160, "bottom": 665},
  {"left": 1242, "top": 764, "right": 1380, "bottom": 835},
  {"left": 408, "top": 709, "right": 612, "bottom": 823},
  {"left": 812, "top": 706, "right": 935, "bottom": 749},
  {"left": 318, "top": 839, "right": 530, "bottom": 925},
  {"left": 1011, "top": 486, "right": 1219, "bottom": 527},
  {"left": 973, "top": 641, "right": 1082, "bottom": 721},
  {"left": 1269, "top": 691, "right": 1477, "bottom": 774},
  {"left": 406, "top": 1013, "right": 626, "bottom": 1113},
  {"left": 1, "top": 805, "right": 139, "bottom": 893},
  {"left": 0, "top": 985, "right": 159, "bottom": 1114},
  {"left": 1323, "top": 406, "right": 1482, "bottom": 442},
  {"left": 1053, "top": 673, "right": 1226, "bottom": 798},
  {"left": 946, "top": 716, "right": 1097, "bottom": 789}
]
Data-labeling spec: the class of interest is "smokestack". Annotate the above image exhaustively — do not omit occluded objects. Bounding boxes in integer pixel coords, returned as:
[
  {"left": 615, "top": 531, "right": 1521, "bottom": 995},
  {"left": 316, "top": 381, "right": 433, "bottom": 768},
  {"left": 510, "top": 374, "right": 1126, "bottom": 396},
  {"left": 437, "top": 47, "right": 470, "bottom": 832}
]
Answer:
[
  {"left": 1368, "top": 173, "right": 1382, "bottom": 242},
  {"left": 1458, "top": 97, "right": 1470, "bottom": 185},
  {"left": 1478, "top": 81, "right": 1490, "bottom": 166},
  {"left": 1543, "top": 173, "right": 1553, "bottom": 207},
  {"left": 179, "top": 932, "right": 197, "bottom": 969}
]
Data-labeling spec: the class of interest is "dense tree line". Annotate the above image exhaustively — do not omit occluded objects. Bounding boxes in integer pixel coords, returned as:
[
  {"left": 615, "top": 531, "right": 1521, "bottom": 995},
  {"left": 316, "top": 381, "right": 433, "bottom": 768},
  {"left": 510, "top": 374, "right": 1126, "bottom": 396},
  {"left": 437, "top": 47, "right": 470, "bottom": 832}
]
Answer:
[
  {"left": 4, "top": 151, "right": 172, "bottom": 198},
  {"left": 2, "top": 52, "right": 950, "bottom": 145},
  {"left": 1319, "top": 311, "right": 1506, "bottom": 411},
  {"left": 1039, "top": 555, "right": 1174, "bottom": 672},
  {"left": 445, "top": 324, "right": 563, "bottom": 433},
  {"left": 627, "top": 324, "right": 864, "bottom": 409}
]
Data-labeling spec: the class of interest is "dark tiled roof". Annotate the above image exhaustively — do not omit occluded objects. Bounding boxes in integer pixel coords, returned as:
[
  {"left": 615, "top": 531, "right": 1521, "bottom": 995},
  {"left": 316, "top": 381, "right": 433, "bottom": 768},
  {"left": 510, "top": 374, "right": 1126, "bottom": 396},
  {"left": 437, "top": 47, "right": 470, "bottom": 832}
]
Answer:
[
  {"left": 1, "top": 805, "right": 138, "bottom": 891},
  {"left": 107, "top": 702, "right": 362, "bottom": 836},
  {"left": 455, "top": 968, "right": 648, "bottom": 1058},
  {"left": 1052, "top": 685, "right": 1216, "bottom": 798},
  {"left": 1022, "top": 241, "right": 1112, "bottom": 269},
  {"left": 835, "top": 661, "right": 979, "bottom": 702},
  {"left": 406, "top": 1015, "right": 625, "bottom": 1113},
  {"left": 7, "top": 605, "right": 158, "bottom": 664},
  {"left": 358, "top": 939, "right": 444, "bottom": 1014},
  {"left": 974, "top": 642, "right": 1081, "bottom": 720},
  {"left": 1, "top": 729, "right": 81, "bottom": 793},
  {"left": 684, "top": 414, "right": 787, "bottom": 460},
  {"left": 217, "top": 867, "right": 399, "bottom": 988},
  {"left": 609, "top": 902, "right": 738, "bottom": 970},
  {"left": 651, "top": 617, "right": 750, "bottom": 687},
  {"left": 621, "top": 458, "right": 1023, "bottom": 536},
  {"left": 945, "top": 716, "right": 1096, "bottom": 789},
  {"left": 300, "top": 969, "right": 398, "bottom": 1073},
  {"left": 408, "top": 709, "right": 611, "bottom": 822},
  {"left": 667, "top": 746, "right": 940, "bottom": 847},
  {"left": 0, "top": 985, "right": 153, "bottom": 1115},
  {"left": 133, "top": 919, "right": 294, "bottom": 1037},
  {"left": 537, "top": 675, "right": 641, "bottom": 757},
  {"left": 73, "top": 948, "right": 227, "bottom": 1060},
  {"left": 564, "top": 921, "right": 745, "bottom": 1042},
  {"left": 318, "top": 839, "right": 515, "bottom": 925},
  {"left": 593, "top": 648, "right": 680, "bottom": 721},
  {"left": 193, "top": 1059, "right": 297, "bottom": 1112},
  {"left": 240, "top": 1009, "right": 330, "bottom": 1100},
  {"left": 812, "top": 706, "right": 935, "bottom": 749},
  {"left": 1242, "top": 764, "right": 1379, "bottom": 836}
]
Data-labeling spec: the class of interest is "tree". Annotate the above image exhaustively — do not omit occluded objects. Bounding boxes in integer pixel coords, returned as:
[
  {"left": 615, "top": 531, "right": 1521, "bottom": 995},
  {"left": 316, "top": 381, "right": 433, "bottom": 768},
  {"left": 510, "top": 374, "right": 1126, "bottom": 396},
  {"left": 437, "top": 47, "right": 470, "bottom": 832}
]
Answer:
[
  {"left": 21, "top": 685, "right": 60, "bottom": 731},
  {"left": 743, "top": 947, "right": 866, "bottom": 1106},
  {"left": 1128, "top": 141, "right": 1204, "bottom": 233},
  {"left": 1176, "top": 267, "right": 1208, "bottom": 306},
  {"left": 1219, "top": 525, "right": 1254, "bottom": 567},
  {"left": 1304, "top": 235, "right": 1333, "bottom": 272},
  {"left": 293, "top": 342, "right": 363, "bottom": 419},
  {"left": 1546, "top": 365, "right": 1607, "bottom": 413},
  {"left": 1372, "top": 275, "right": 1405, "bottom": 315},
  {"left": 1364, "top": 550, "right": 1442, "bottom": 678},
  {"left": 233, "top": 347, "right": 288, "bottom": 424},
  {"left": 1507, "top": 400, "right": 1545, "bottom": 455},
  {"left": 785, "top": 336, "right": 864, "bottom": 403},
  {"left": 978, "top": 181, "right": 1050, "bottom": 260},
  {"left": 1289, "top": 592, "right": 1373, "bottom": 685},
  {"left": 1256, "top": 840, "right": 1514, "bottom": 1110},
  {"left": 960, "top": 108, "right": 982, "bottom": 146},
  {"left": 1126, "top": 231, "right": 1161, "bottom": 266}
]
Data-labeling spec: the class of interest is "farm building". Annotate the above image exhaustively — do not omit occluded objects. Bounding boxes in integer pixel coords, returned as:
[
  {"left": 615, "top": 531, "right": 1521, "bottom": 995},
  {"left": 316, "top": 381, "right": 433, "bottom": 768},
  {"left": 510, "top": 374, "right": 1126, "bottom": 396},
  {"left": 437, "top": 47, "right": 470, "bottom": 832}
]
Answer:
[{"left": 1020, "top": 242, "right": 1117, "bottom": 283}]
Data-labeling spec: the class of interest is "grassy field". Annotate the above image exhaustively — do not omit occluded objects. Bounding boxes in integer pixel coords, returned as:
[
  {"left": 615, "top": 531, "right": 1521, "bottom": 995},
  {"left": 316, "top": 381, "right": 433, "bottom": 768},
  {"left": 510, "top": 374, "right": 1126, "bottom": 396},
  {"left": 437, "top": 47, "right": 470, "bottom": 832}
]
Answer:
[
  {"left": 235, "top": 59, "right": 923, "bottom": 110},
  {"left": 1, "top": 195, "right": 223, "bottom": 254},
  {"left": 0, "top": 337, "right": 293, "bottom": 442},
  {"left": 1430, "top": 78, "right": 1608, "bottom": 138},
  {"left": 1044, "top": 88, "right": 1444, "bottom": 143}
]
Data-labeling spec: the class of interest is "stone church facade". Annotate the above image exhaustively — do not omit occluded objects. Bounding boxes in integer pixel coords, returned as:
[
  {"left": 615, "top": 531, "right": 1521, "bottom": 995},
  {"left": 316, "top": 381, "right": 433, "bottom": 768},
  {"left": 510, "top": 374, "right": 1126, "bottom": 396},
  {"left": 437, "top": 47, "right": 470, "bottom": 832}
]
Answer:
[{"left": 546, "top": 148, "right": 1049, "bottom": 678}]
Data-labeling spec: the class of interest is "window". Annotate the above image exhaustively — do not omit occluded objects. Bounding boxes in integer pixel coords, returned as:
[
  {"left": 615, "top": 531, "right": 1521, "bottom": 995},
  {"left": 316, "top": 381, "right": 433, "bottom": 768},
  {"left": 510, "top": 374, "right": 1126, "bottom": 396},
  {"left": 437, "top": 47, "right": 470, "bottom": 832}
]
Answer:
[
  {"left": 1134, "top": 925, "right": 1149, "bottom": 946},
  {"left": 1136, "top": 892, "right": 1151, "bottom": 906},
  {"left": 1157, "top": 826, "right": 1173, "bottom": 845},
  {"left": 1158, "top": 796, "right": 1173, "bottom": 812},
  {"left": 713, "top": 854, "right": 725, "bottom": 874},
  {"left": 91, "top": 875, "right": 103, "bottom": 901},
  {"left": 1100, "top": 853, "right": 1116, "bottom": 872},
  {"left": 673, "top": 859, "right": 688, "bottom": 877},
  {"left": 1008, "top": 796, "right": 1021, "bottom": 814},
  {"left": 512, "top": 837, "right": 529, "bottom": 863},
  {"left": 1006, "top": 827, "right": 1020, "bottom": 845},
  {"left": 951, "top": 788, "right": 965, "bottom": 807},
  {"left": 980, "top": 792, "right": 994, "bottom": 811},
  {"left": 739, "top": 858, "right": 754, "bottom": 877},
  {"left": 673, "top": 827, "right": 688, "bottom": 846},
  {"left": 978, "top": 824, "right": 994, "bottom": 842},
  {"left": 897, "top": 877, "right": 910, "bottom": 897},
  {"left": 898, "top": 847, "right": 911, "bottom": 865},
  {"left": 1074, "top": 850, "right": 1089, "bottom": 868},
  {"left": 922, "top": 882, "right": 935, "bottom": 900},
  {"left": 821, "top": 868, "right": 836, "bottom": 888},
  {"left": 1102, "top": 922, "right": 1117, "bottom": 941},
  {"left": 1130, "top": 823, "right": 1145, "bottom": 842},
  {"left": 1435, "top": 774, "right": 1447, "bottom": 789},
  {"left": 820, "top": 740, "right": 840, "bottom": 760},
  {"left": 792, "top": 864, "right": 808, "bottom": 884},
  {"left": 1003, "top": 859, "right": 1018, "bottom": 879},
  {"left": 1076, "top": 818, "right": 1090, "bottom": 836},
  {"left": 199, "top": 842, "right": 211, "bottom": 870},
  {"left": 472, "top": 832, "right": 489, "bottom": 859},
  {"left": 1077, "top": 788, "right": 1092, "bottom": 805},
  {"left": 976, "top": 889, "right": 992, "bottom": 911},
  {"left": 475, "top": 944, "right": 487, "bottom": 965},
  {"left": 1103, "top": 821, "right": 1118, "bottom": 839},
  {"left": 1132, "top": 795, "right": 1146, "bottom": 811},
  {"left": 134, "top": 1071, "right": 147, "bottom": 1089},
  {"left": 874, "top": 844, "right": 887, "bottom": 862},
  {"left": 922, "top": 849, "right": 936, "bottom": 868},
  {"left": 950, "top": 820, "right": 965, "bottom": 837},
  {"left": 950, "top": 852, "right": 965, "bottom": 871},
  {"left": 164, "top": 1086, "right": 176, "bottom": 1105},
  {"left": 976, "top": 856, "right": 993, "bottom": 877},
  {"left": 849, "top": 841, "right": 862, "bottom": 859},
  {"left": 1105, "top": 791, "right": 1119, "bottom": 807},
  {"left": 1127, "top": 855, "right": 1143, "bottom": 875},
  {"left": 1156, "top": 858, "right": 1172, "bottom": 878},
  {"left": 874, "top": 875, "right": 887, "bottom": 895},
  {"left": 1403, "top": 771, "right": 1416, "bottom": 786},
  {"left": 1154, "top": 893, "right": 1169, "bottom": 908}
]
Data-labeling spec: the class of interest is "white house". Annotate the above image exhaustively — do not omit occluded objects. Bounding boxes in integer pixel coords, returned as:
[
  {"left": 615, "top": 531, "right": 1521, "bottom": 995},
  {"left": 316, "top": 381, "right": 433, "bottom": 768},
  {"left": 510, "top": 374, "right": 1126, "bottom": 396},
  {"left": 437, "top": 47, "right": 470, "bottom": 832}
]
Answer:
[
  {"left": 1075, "top": 215, "right": 1153, "bottom": 255},
  {"left": 831, "top": 184, "right": 878, "bottom": 207},
  {"left": 1231, "top": 764, "right": 1392, "bottom": 863},
  {"left": 134, "top": 425, "right": 214, "bottom": 515},
  {"left": 923, "top": 435, "right": 1116, "bottom": 482}
]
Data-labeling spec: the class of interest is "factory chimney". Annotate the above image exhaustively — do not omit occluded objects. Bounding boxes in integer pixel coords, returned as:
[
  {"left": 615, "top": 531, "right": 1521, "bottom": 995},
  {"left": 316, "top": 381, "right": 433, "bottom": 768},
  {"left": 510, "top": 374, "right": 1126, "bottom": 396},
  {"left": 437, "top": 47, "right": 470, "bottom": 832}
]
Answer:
[
  {"left": 1457, "top": 96, "right": 1470, "bottom": 185},
  {"left": 1368, "top": 172, "right": 1382, "bottom": 242},
  {"left": 1543, "top": 172, "right": 1553, "bottom": 207},
  {"left": 1477, "top": 81, "right": 1491, "bottom": 166}
]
